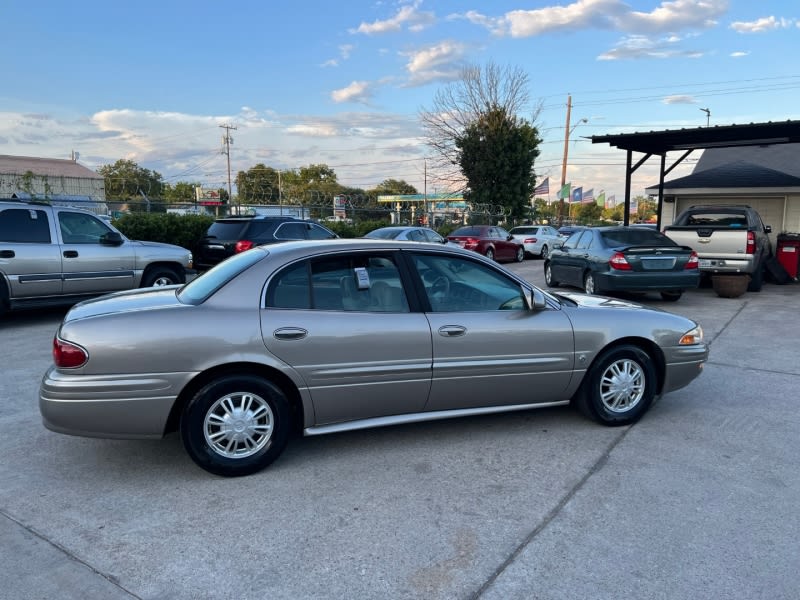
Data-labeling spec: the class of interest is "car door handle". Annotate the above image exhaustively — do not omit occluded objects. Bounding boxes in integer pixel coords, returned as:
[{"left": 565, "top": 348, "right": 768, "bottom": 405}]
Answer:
[
  {"left": 0, "top": 250, "right": 14, "bottom": 258},
  {"left": 438, "top": 325, "right": 466, "bottom": 337},
  {"left": 273, "top": 327, "right": 308, "bottom": 340},
  {"left": 63, "top": 250, "right": 79, "bottom": 258}
]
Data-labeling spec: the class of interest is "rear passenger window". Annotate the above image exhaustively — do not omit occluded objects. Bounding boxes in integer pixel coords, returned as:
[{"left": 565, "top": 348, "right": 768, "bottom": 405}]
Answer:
[{"left": 0, "top": 209, "right": 51, "bottom": 243}]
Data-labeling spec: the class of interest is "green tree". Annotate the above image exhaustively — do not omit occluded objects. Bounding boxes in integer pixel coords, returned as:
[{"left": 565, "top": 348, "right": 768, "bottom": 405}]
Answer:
[
  {"left": 235, "top": 164, "right": 279, "bottom": 204},
  {"left": 98, "top": 159, "right": 164, "bottom": 201},
  {"left": 574, "top": 202, "right": 603, "bottom": 224},
  {"left": 455, "top": 107, "right": 541, "bottom": 220},
  {"left": 162, "top": 181, "right": 200, "bottom": 203},
  {"left": 368, "top": 179, "right": 418, "bottom": 196}
]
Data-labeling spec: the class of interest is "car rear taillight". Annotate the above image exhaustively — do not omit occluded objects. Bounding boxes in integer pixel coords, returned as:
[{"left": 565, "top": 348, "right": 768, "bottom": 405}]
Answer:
[
  {"left": 684, "top": 251, "right": 699, "bottom": 270},
  {"left": 609, "top": 251, "right": 632, "bottom": 270},
  {"left": 53, "top": 336, "right": 88, "bottom": 368},
  {"left": 746, "top": 231, "right": 755, "bottom": 254},
  {"left": 524, "top": 237, "right": 537, "bottom": 244},
  {"left": 235, "top": 240, "right": 255, "bottom": 253},
  {"left": 463, "top": 237, "right": 479, "bottom": 249}
]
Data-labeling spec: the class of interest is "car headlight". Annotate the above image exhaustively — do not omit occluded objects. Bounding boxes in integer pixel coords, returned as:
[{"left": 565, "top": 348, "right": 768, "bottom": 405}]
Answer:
[{"left": 679, "top": 326, "right": 704, "bottom": 345}]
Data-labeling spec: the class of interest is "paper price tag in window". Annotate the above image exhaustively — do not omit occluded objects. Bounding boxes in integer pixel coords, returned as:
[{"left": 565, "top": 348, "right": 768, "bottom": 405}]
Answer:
[{"left": 354, "top": 267, "right": 370, "bottom": 290}]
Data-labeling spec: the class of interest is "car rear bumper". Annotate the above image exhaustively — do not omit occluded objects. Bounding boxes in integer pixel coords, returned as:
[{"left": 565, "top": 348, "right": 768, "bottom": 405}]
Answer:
[
  {"left": 39, "top": 367, "right": 191, "bottom": 439},
  {"left": 596, "top": 271, "right": 700, "bottom": 292}
]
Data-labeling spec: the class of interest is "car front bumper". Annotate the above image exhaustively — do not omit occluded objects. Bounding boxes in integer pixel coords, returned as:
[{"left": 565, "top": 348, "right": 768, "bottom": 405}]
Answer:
[
  {"left": 661, "top": 343, "right": 709, "bottom": 394},
  {"left": 39, "top": 367, "right": 193, "bottom": 439}
]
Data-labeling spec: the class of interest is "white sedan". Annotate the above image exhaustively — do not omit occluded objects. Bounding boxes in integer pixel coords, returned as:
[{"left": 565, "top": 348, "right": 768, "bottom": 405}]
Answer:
[{"left": 509, "top": 225, "right": 563, "bottom": 259}]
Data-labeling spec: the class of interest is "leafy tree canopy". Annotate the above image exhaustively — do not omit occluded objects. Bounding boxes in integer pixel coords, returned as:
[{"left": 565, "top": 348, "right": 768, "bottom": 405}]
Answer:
[{"left": 98, "top": 159, "right": 164, "bottom": 201}]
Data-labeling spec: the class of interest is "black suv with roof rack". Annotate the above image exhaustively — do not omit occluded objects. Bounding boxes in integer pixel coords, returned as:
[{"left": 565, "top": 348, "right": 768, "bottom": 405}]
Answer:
[{"left": 194, "top": 216, "right": 338, "bottom": 270}]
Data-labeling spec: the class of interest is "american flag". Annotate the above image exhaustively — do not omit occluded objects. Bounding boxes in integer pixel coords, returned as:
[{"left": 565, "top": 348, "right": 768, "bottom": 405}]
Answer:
[
  {"left": 582, "top": 188, "right": 594, "bottom": 204},
  {"left": 533, "top": 177, "right": 549, "bottom": 195}
]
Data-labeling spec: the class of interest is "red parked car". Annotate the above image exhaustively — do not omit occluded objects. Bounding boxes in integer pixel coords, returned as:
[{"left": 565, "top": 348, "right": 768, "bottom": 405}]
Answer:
[{"left": 447, "top": 225, "right": 525, "bottom": 262}]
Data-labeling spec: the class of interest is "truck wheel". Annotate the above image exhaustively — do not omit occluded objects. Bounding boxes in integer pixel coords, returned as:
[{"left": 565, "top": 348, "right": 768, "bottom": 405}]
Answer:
[
  {"left": 142, "top": 266, "right": 182, "bottom": 287},
  {"left": 747, "top": 263, "right": 763, "bottom": 292},
  {"left": 0, "top": 278, "right": 8, "bottom": 318}
]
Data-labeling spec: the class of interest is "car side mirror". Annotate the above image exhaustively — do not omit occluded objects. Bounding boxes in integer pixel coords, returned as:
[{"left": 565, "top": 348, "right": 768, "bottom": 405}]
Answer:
[
  {"left": 765, "top": 225, "right": 772, "bottom": 234},
  {"left": 507, "top": 234, "right": 514, "bottom": 241},
  {"left": 100, "top": 231, "right": 124, "bottom": 246},
  {"left": 524, "top": 287, "right": 547, "bottom": 310}
]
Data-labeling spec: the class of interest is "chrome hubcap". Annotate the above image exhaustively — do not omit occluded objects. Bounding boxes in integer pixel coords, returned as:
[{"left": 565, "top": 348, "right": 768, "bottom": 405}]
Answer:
[
  {"left": 600, "top": 359, "right": 645, "bottom": 413},
  {"left": 153, "top": 276, "right": 172, "bottom": 286},
  {"left": 204, "top": 392, "right": 274, "bottom": 458}
]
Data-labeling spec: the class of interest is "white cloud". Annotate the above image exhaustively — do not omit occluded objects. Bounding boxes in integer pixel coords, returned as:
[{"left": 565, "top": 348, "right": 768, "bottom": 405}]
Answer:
[
  {"left": 351, "top": 0, "right": 435, "bottom": 35},
  {"left": 663, "top": 95, "right": 697, "bottom": 104},
  {"left": 402, "top": 40, "right": 469, "bottom": 86},
  {"left": 598, "top": 35, "right": 706, "bottom": 60},
  {"left": 453, "top": 0, "right": 728, "bottom": 37},
  {"left": 730, "top": 16, "right": 794, "bottom": 33},
  {"left": 321, "top": 44, "right": 356, "bottom": 68},
  {"left": 331, "top": 81, "right": 374, "bottom": 104},
  {"left": 730, "top": 51, "right": 750, "bottom": 57}
]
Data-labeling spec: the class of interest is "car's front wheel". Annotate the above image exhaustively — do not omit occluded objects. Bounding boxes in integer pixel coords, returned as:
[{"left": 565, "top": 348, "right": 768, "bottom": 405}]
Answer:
[
  {"left": 181, "top": 374, "right": 290, "bottom": 477},
  {"left": 573, "top": 345, "right": 657, "bottom": 425}
]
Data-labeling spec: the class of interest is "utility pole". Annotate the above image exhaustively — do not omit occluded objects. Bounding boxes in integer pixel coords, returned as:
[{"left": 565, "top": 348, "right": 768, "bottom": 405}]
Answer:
[
  {"left": 220, "top": 123, "right": 237, "bottom": 211},
  {"left": 558, "top": 95, "right": 573, "bottom": 227},
  {"left": 700, "top": 107, "right": 710, "bottom": 127}
]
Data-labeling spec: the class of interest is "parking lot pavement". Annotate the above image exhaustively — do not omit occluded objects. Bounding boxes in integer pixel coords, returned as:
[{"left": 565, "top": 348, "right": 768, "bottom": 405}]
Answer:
[{"left": 1, "top": 271, "right": 799, "bottom": 599}]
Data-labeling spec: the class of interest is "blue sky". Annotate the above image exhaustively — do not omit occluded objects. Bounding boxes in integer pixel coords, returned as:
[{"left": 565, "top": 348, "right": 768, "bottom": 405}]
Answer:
[{"left": 2, "top": 0, "right": 799, "bottom": 200}]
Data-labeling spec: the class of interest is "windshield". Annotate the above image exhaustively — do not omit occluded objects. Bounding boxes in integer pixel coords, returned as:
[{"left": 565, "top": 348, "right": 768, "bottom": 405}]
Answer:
[{"left": 178, "top": 249, "right": 268, "bottom": 304}]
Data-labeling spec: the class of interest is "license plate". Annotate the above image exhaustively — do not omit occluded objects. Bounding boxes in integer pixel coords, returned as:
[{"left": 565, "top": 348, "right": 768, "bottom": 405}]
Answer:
[{"left": 698, "top": 259, "right": 712, "bottom": 268}]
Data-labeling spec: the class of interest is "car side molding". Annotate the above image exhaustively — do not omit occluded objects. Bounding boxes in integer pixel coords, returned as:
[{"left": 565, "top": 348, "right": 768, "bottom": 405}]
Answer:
[{"left": 303, "top": 400, "right": 571, "bottom": 437}]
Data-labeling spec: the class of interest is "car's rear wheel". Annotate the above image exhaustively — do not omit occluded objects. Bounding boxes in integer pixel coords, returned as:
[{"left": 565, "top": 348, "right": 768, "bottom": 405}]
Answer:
[
  {"left": 573, "top": 345, "right": 656, "bottom": 425},
  {"left": 514, "top": 246, "right": 525, "bottom": 262},
  {"left": 181, "top": 374, "right": 290, "bottom": 477},
  {"left": 485, "top": 247, "right": 495, "bottom": 261},
  {"left": 747, "top": 262, "right": 764, "bottom": 292},
  {"left": 544, "top": 262, "right": 559, "bottom": 287},
  {"left": 540, "top": 245, "right": 549, "bottom": 260},
  {"left": 142, "top": 266, "right": 182, "bottom": 287},
  {"left": 660, "top": 291, "right": 683, "bottom": 301},
  {"left": 583, "top": 271, "right": 598, "bottom": 295}
]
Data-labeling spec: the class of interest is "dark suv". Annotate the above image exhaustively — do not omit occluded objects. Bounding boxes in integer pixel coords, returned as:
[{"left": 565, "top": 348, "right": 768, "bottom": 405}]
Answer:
[{"left": 194, "top": 216, "right": 338, "bottom": 270}]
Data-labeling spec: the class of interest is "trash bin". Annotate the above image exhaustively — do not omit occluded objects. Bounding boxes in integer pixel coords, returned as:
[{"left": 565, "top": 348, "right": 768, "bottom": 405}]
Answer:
[{"left": 776, "top": 233, "right": 800, "bottom": 279}]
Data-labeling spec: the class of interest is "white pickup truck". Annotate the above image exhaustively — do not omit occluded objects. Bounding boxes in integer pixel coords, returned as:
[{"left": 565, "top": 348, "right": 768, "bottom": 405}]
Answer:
[{"left": 662, "top": 205, "right": 772, "bottom": 292}]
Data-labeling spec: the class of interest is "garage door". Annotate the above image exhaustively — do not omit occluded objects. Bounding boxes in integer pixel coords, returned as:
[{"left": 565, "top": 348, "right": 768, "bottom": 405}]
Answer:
[{"left": 674, "top": 196, "right": 784, "bottom": 249}]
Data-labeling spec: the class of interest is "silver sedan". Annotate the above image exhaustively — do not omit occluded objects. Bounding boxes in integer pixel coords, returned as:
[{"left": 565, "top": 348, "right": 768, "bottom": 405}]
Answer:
[{"left": 40, "top": 239, "right": 708, "bottom": 477}]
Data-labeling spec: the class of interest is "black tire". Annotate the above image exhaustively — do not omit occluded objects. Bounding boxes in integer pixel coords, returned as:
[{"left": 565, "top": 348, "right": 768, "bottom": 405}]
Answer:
[
  {"left": 747, "top": 262, "right": 763, "bottom": 292},
  {"left": 485, "top": 247, "right": 495, "bottom": 261},
  {"left": 544, "top": 262, "right": 559, "bottom": 287},
  {"left": 142, "top": 266, "right": 181, "bottom": 288},
  {"left": 514, "top": 246, "right": 525, "bottom": 262},
  {"left": 573, "top": 345, "right": 657, "bottom": 426},
  {"left": 540, "top": 245, "right": 549, "bottom": 260},
  {"left": 0, "top": 277, "right": 8, "bottom": 318},
  {"left": 660, "top": 291, "right": 683, "bottom": 302},
  {"left": 583, "top": 271, "right": 599, "bottom": 295},
  {"left": 180, "top": 374, "right": 290, "bottom": 477}
]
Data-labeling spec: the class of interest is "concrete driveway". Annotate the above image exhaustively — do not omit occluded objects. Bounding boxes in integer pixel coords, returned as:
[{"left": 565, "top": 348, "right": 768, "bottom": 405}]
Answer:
[{"left": 1, "top": 262, "right": 798, "bottom": 600}]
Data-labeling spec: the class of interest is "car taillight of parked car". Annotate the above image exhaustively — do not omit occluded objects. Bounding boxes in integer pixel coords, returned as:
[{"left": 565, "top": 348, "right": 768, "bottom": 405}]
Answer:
[
  {"left": 684, "top": 251, "right": 699, "bottom": 269},
  {"left": 524, "top": 237, "right": 537, "bottom": 244},
  {"left": 53, "top": 336, "right": 88, "bottom": 368},
  {"left": 235, "top": 240, "right": 255, "bottom": 253},
  {"left": 462, "top": 237, "right": 479, "bottom": 250},
  {"left": 746, "top": 231, "right": 756, "bottom": 254},
  {"left": 609, "top": 252, "right": 632, "bottom": 270}
]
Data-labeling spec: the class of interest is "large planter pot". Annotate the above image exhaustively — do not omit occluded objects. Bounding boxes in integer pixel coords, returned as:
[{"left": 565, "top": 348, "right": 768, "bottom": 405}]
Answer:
[{"left": 712, "top": 274, "right": 750, "bottom": 298}]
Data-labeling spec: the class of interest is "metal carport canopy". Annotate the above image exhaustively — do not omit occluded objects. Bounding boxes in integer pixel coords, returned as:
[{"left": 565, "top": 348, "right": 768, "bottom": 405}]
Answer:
[{"left": 589, "top": 119, "right": 800, "bottom": 226}]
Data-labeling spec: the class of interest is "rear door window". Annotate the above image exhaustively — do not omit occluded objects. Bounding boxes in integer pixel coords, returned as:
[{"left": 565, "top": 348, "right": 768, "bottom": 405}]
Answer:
[{"left": 0, "top": 208, "right": 51, "bottom": 243}]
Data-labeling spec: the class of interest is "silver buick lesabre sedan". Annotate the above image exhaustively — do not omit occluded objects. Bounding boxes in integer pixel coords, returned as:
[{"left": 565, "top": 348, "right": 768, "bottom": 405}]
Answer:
[{"left": 40, "top": 239, "right": 708, "bottom": 477}]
